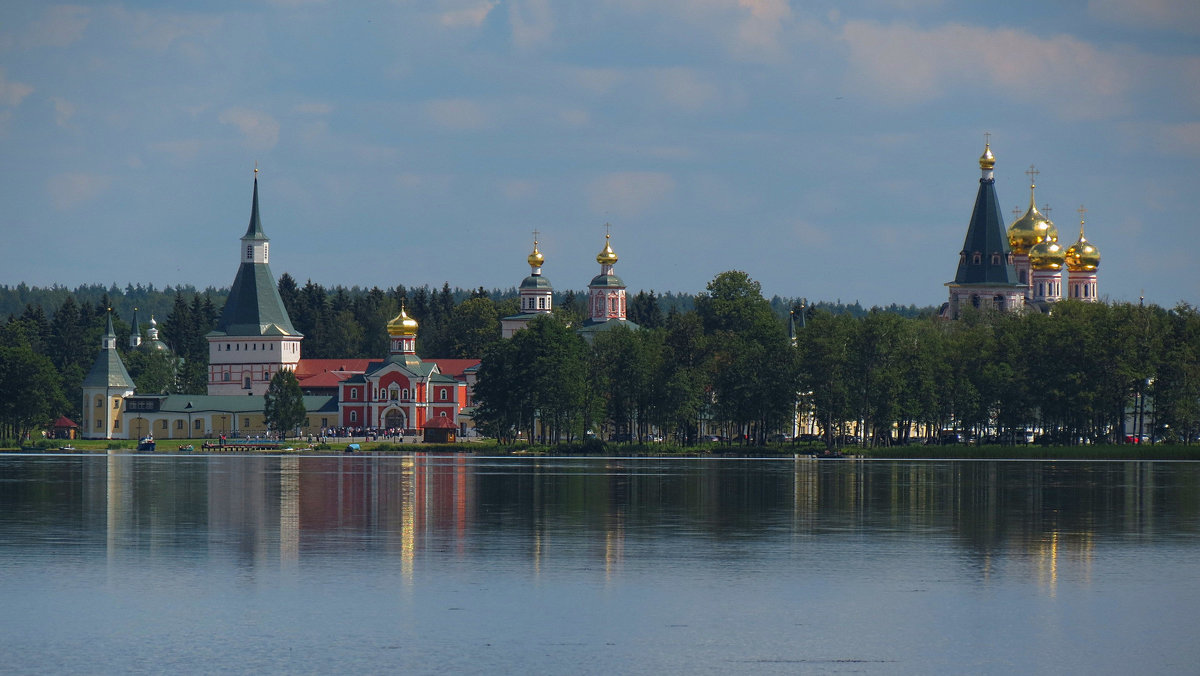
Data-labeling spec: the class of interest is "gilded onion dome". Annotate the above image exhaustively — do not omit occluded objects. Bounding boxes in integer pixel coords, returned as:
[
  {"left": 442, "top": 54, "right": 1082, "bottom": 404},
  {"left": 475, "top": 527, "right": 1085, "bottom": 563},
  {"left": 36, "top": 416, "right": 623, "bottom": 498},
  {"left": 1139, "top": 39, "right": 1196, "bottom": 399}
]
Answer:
[
  {"left": 527, "top": 239, "right": 545, "bottom": 268},
  {"left": 1028, "top": 234, "right": 1066, "bottom": 271},
  {"left": 1065, "top": 218, "right": 1101, "bottom": 272},
  {"left": 1008, "top": 181, "right": 1057, "bottom": 254},
  {"left": 386, "top": 306, "right": 419, "bottom": 336},
  {"left": 597, "top": 233, "right": 618, "bottom": 265},
  {"left": 979, "top": 142, "right": 995, "bottom": 170}
]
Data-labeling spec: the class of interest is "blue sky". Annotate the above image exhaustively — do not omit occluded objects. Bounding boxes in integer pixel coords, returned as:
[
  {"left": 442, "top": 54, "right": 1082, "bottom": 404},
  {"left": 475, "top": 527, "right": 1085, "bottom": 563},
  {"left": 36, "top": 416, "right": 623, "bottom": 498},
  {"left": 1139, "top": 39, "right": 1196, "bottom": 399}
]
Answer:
[{"left": 2, "top": 0, "right": 1197, "bottom": 308}]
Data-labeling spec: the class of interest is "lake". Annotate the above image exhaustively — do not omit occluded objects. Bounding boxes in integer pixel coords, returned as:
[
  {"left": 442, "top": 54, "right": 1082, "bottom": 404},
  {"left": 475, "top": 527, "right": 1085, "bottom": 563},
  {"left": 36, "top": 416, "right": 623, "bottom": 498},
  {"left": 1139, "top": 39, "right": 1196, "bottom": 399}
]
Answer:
[{"left": 1, "top": 453, "right": 1198, "bottom": 674}]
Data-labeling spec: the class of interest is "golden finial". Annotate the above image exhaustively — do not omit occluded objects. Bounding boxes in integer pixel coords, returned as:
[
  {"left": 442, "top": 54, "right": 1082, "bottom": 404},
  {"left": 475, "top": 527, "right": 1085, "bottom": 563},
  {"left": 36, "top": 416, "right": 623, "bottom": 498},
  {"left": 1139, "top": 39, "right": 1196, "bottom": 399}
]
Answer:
[
  {"left": 979, "top": 132, "right": 995, "bottom": 170},
  {"left": 254, "top": 161, "right": 258, "bottom": 175},
  {"left": 597, "top": 224, "right": 618, "bottom": 266},
  {"left": 527, "top": 229, "right": 545, "bottom": 268}
]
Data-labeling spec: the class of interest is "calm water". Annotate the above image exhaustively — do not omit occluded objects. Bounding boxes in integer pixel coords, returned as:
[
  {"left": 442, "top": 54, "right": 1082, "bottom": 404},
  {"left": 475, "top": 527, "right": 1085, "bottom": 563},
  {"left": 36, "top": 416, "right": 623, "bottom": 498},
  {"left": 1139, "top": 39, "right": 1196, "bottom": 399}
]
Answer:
[{"left": 1, "top": 454, "right": 1199, "bottom": 675}]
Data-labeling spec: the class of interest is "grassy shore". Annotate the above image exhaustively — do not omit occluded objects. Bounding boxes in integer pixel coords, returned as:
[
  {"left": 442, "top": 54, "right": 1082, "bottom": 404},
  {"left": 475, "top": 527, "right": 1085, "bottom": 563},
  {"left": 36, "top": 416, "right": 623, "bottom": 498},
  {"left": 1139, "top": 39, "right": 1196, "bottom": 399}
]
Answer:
[{"left": 5, "top": 437, "right": 1198, "bottom": 460}]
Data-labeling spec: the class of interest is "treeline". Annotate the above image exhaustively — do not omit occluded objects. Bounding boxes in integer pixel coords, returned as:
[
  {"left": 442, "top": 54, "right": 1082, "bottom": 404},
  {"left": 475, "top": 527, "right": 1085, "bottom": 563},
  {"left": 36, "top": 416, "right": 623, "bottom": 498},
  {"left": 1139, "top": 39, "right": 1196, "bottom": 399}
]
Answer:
[
  {"left": 471, "top": 275, "right": 1200, "bottom": 447},
  {"left": 0, "top": 272, "right": 943, "bottom": 440}
]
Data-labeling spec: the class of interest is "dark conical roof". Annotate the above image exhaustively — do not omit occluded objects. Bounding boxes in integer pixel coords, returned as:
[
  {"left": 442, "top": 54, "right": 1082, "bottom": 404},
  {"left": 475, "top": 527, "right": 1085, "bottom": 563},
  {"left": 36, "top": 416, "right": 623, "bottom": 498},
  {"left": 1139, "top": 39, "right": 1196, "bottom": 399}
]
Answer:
[
  {"left": 83, "top": 312, "right": 135, "bottom": 389},
  {"left": 213, "top": 177, "right": 299, "bottom": 337},
  {"left": 953, "top": 176, "right": 1021, "bottom": 286},
  {"left": 243, "top": 176, "right": 268, "bottom": 241}
]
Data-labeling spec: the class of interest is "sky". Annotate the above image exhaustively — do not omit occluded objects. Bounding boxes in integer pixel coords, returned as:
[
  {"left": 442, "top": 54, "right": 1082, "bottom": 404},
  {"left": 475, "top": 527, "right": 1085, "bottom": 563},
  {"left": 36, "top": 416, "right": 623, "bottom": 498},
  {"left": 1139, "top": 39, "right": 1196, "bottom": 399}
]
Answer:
[{"left": 2, "top": 0, "right": 1198, "bottom": 309}]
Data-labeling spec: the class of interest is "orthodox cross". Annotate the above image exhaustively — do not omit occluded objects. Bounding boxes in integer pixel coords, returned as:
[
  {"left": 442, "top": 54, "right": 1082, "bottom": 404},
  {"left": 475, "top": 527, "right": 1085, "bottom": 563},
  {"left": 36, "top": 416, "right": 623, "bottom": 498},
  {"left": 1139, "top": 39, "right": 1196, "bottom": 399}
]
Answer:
[{"left": 1025, "top": 164, "right": 1039, "bottom": 186}]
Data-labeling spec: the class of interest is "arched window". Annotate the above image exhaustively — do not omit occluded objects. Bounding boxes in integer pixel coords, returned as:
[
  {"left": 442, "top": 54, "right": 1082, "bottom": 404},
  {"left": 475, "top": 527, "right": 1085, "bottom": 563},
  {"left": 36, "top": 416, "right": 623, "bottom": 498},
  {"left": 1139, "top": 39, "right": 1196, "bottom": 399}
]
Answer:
[
  {"left": 350, "top": 410, "right": 358, "bottom": 423},
  {"left": 440, "top": 388, "right": 448, "bottom": 401},
  {"left": 972, "top": 253, "right": 982, "bottom": 265},
  {"left": 243, "top": 376, "right": 252, "bottom": 389}
]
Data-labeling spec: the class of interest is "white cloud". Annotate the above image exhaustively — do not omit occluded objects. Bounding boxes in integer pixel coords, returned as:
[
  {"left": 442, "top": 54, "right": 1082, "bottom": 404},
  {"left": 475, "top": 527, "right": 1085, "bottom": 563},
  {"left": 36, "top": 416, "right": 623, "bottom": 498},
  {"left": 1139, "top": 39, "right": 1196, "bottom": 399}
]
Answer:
[
  {"left": 587, "top": 171, "right": 676, "bottom": 217},
  {"left": 839, "top": 21, "right": 1136, "bottom": 118},
  {"left": 653, "top": 68, "right": 721, "bottom": 112},
  {"left": 425, "top": 98, "right": 491, "bottom": 130},
  {"left": 218, "top": 108, "right": 281, "bottom": 150},
  {"left": 48, "top": 172, "right": 111, "bottom": 210},
  {"left": 294, "top": 102, "right": 333, "bottom": 115},
  {"left": 0, "top": 68, "right": 33, "bottom": 107},
  {"left": 500, "top": 178, "right": 538, "bottom": 201},
  {"left": 24, "top": 5, "right": 90, "bottom": 48},
  {"left": 439, "top": 0, "right": 498, "bottom": 28},
  {"left": 558, "top": 108, "right": 590, "bottom": 127},
  {"left": 110, "top": 7, "right": 222, "bottom": 53},
  {"left": 1150, "top": 122, "right": 1200, "bottom": 156},
  {"left": 790, "top": 219, "right": 832, "bottom": 247},
  {"left": 1088, "top": 0, "right": 1200, "bottom": 34},
  {"left": 508, "top": 0, "right": 554, "bottom": 50},
  {"left": 151, "top": 139, "right": 206, "bottom": 162},
  {"left": 50, "top": 97, "right": 76, "bottom": 127},
  {"left": 602, "top": 0, "right": 792, "bottom": 61}
]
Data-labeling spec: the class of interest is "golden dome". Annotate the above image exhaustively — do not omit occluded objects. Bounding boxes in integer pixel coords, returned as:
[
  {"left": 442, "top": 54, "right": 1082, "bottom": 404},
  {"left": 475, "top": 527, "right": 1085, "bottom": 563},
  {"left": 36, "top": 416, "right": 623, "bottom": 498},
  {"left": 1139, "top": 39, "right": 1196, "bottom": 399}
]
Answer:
[
  {"left": 1008, "top": 186, "right": 1058, "bottom": 254},
  {"left": 1028, "top": 234, "right": 1066, "bottom": 271},
  {"left": 979, "top": 142, "right": 995, "bottom": 170},
  {"left": 527, "top": 240, "right": 545, "bottom": 268},
  {"left": 1066, "top": 220, "right": 1101, "bottom": 272},
  {"left": 386, "top": 306, "right": 419, "bottom": 336},
  {"left": 596, "top": 233, "right": 618, "bottom": 265}
]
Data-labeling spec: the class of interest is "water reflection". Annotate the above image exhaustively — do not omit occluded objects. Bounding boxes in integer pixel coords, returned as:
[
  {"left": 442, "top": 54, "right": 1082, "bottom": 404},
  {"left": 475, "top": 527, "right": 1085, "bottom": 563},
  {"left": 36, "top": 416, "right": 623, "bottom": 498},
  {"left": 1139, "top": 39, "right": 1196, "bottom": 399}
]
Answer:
[{"left": 4, "top": 455, "right": 1197, "bottom": 582}]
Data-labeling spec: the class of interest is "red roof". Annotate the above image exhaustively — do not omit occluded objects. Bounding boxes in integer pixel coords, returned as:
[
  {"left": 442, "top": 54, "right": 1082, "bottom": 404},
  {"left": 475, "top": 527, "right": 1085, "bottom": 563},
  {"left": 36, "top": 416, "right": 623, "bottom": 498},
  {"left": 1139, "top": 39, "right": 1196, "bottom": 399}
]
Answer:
[
  {"left": 422, "top": 416, "right": 458, "bottom": 429},
  {"left": 427, "top": 359, "right": 481, "bottom": 379},
  {"left": 294, "top": 359, "right": 373, "bottom": 378},
  {"left": 52, "top": 416, "right": 78, "bottom": 428}
]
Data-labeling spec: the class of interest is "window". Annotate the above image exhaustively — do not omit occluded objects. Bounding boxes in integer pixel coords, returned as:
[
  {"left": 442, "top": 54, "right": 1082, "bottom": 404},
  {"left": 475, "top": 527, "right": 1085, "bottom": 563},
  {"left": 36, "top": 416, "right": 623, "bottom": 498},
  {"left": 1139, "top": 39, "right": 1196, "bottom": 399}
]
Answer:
[
  {"left": 305, "top": 418, "right": 312, "bottom": 428},
  {"left": 113, "top": 419, "right": 120, "bottom": 430},
  {"left": 95, "top": 420, "right": 102, "bottom": 430},
  {"left": 440, "top": 388, "right": 447, "bottom": 401},
  {"left": 113, "top": 398, "right": 121, "bottom": 409},
  {"left": 224, "top": 372, "right": 231, "bottom": 382},
  {"left": 176, "top": 420, "right": 184, "bottom": 430},
  {"left": 247, "top": 245, "right": 253, "bottom": 259},
  {"left": 262, "top": 371, "right": 269, "bottom": 380},
  {"left": 991, "top": 253, "right": 1001, "bottom": 265},
  {"left": 194, "top": 419, "right": 201, "bottom": 431},
  {"left": 538, "top": 297, "right": 545, "bottom": 309},
  {"left": 972, "top": 253, "right": 981, "bottom": 265},
  {"left": 244, "top": 377, "right": 252, "bottom": 390},
  {"left": 321, "top": 418, "right": 328, "bottom": 427},
  {"left": 160, "top": 420, "right": 168, "bottom": 431},
  {"left": 244, "top": 418, "right": 250, "bottom": 427},
  {"left": 402, "top": 388, "right": 409, "bottom": 400},
  {"left": 351, "top": 388, "right": 358, "bottom": 399},
  {"left": 350, "top": 410, "right": 358, "bottom": 423},
  {"left": 390, "top": 389, "right": 399, "bottom": 401}
]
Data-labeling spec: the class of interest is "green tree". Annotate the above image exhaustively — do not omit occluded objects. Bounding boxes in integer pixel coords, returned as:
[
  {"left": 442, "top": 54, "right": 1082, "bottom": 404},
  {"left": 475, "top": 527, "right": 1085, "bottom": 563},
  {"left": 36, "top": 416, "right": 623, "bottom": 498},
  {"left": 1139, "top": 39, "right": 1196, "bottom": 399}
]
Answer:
[
  {"left": 448, "top": 296, "right": 501, "bottom": 358},
  {"left": 263, "top": 369, "right": 307, "bottom": 439},
  {"left": 0, "top": 346, "right": 66, "bottom": 442}
]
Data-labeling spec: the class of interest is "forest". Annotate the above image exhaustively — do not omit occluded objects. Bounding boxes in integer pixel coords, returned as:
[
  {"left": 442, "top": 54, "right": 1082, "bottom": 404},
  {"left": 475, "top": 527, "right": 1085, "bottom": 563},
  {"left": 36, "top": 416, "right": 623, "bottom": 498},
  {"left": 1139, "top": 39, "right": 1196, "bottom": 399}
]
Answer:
[{"left": 1, "top": 273, "right": 1194, "bottom": 447}]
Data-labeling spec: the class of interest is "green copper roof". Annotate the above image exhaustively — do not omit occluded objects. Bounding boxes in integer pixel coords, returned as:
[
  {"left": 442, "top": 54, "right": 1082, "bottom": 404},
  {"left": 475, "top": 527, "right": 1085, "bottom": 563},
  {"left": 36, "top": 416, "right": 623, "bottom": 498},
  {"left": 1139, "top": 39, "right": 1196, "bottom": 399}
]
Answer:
[
  {"left": 83, "top": 314, "right": 135, "bottom": 389},
  {"left": 131, "top": 394, "right": 337, "bottom": 414},
  {"left": 589, "top": 273, "right": 626, "bottom": 288},
  {"left": 577, "top": 317, "right": 640, "bottom": 342},
  {"left": 213, "top": 260, "right": 300, "bottom": 336},
  {"left": 953, "top": 176, "right": 1021, "bottom": 286},
  {"left": 242, "top": 177, "right": 268, "bottom": 241},
  {"left": 519, "top": 274, "right": 553, "bottom": 290}
]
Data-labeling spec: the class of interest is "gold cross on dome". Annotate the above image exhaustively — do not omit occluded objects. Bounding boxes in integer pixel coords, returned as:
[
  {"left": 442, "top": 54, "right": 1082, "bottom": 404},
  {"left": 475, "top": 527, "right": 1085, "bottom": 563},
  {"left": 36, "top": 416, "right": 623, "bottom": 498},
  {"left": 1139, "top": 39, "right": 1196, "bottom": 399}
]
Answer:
[
  {"left": 1041, "top": 203, "right": 1052, "bottom": 217},
  {"left": 983, "top": 131, "right": 991, "bottom": 145},
  {"left": 1077, "top": 205, "right": 1087, "bottom": 223},
  {"left": 532, "top": 228, "right": 540, "bottom": 244},
  {"left": 1025, "top": 164, "right": 1039, "bottom": 185}
]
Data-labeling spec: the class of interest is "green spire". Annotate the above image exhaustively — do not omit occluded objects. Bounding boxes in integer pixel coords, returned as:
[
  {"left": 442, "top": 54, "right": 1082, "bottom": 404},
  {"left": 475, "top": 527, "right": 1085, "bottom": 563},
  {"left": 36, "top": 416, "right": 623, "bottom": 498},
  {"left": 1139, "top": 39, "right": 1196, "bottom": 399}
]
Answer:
[
  {"left": 242, "top": 175, "right": 268, "bottom": 241},
  {"left": 104, "top": 310, "right": 116, "bottom": 338}
]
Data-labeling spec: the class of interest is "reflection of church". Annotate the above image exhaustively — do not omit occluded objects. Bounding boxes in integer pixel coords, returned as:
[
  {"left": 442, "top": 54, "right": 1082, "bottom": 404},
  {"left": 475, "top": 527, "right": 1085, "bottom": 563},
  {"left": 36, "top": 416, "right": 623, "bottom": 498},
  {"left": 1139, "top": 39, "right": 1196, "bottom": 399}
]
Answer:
[
  {"left": 943, "top": 140, "right": 1101, "bottom": 319},
  {"left": 82, "top": 174, "right": 477, "bottom": 441}
]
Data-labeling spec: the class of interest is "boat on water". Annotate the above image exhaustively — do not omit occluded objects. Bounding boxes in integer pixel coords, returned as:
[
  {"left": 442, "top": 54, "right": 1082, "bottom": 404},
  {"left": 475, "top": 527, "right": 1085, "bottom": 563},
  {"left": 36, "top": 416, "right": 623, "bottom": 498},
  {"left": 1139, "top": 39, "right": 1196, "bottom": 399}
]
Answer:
[{"left": 136, "top": 436, "right": 156, "bottom": 452}]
